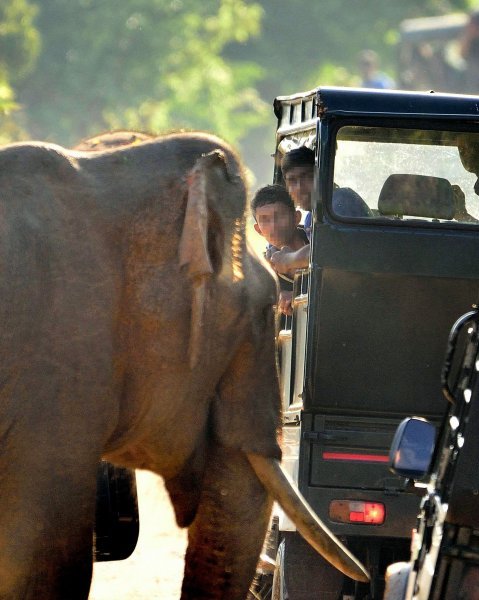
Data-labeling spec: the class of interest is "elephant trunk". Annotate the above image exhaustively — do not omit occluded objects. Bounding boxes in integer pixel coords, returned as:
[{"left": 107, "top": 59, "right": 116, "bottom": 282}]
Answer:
[
  {"left": 247, "top": 452, "right": 370, "bottom": 583},
  {"left": 181, "top": 446, "right": 273, "bottom": 600}
]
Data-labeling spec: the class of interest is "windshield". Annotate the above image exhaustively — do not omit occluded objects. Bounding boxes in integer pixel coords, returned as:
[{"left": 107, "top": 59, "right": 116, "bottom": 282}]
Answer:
[{"left": 332, "top": 126, "right": 479, "bottom": 225}]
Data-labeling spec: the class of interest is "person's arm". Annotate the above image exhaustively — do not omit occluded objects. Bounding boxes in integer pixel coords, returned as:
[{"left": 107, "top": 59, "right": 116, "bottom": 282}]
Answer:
[
  {"left": 269, "top": 244, "right": 310, "bottom": 274},
  {"left": 278, "top": 290, "right": 293, "bottom": 316},
  {"left": 460, "top": 18, "right": 479, "bottom": 60}
]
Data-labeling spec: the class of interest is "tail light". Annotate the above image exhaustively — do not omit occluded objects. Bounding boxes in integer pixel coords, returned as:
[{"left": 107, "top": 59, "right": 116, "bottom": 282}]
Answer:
[{"left": 329, "top": 500, "right": 385, "bottom": 525}]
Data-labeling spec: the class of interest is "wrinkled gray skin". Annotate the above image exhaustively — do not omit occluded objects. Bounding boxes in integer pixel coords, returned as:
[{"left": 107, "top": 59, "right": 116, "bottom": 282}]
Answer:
[{"left": 0, "top": 132, "right": 281, "bottom": 599}]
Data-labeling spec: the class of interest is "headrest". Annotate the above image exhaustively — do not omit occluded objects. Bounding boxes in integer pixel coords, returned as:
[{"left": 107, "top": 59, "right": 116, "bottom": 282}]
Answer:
[{"left": 378, "top": 174, "right": 455, "bottom": 220}]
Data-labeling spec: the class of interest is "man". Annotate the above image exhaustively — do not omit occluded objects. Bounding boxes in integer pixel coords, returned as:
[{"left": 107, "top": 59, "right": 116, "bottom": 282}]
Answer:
[
  {"left": 452, "top": 185, "right": 479, "bottom": 223},
  {"left": 458, "top": 134, "right": 479, "bottom": 192},
  {"left": 358, "top": 49, "right": 395, "bottom": 90},
  {"left": 281, "top": 147, "right": 317, "bottom": 217},
  {"left": 455, "top": 134, "right": 479, "bottom": 223},
  {"left": 251, "top": 184, "right": 308, "bottom": 316},
  {"left": 268, "top": 147, "right": 315, "bottom": 275},
  {"left": 271, "top": 146, "right": 371, "bottom": 274},
  {"left": 459, "top": 10, "right": 479, "bottom": 94}
]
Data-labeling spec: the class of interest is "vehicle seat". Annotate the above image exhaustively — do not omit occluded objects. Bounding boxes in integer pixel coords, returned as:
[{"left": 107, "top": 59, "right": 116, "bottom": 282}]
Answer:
[
  {"left": 333, "top": 187, "right": 373, "bottom": 217},
  {"left": 378, "top": 174, "right": 455, "bottom": 220}
]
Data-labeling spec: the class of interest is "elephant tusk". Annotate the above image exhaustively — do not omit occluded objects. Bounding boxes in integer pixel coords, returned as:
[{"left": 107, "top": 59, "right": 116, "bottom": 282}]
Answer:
[{"left": 247, "top": 453, "right": 370, "bottom": 583}]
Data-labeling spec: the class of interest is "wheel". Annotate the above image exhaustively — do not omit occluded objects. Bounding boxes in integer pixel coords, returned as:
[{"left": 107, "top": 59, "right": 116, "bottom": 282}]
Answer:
[
  {"left": 271, "top": 539, "right": 285, "bottom": 600},
  {"left": 247, "top": 517, "right": 279, "bottom": 599},
  {"left": 94, "top": 461, "right": 139, "bottom": 561},
  {"left": 271, "top": 532, "right": 344, "bottom": 600},
  {"left": 248, "top": 572, "right": 274, "bottom": 600}
]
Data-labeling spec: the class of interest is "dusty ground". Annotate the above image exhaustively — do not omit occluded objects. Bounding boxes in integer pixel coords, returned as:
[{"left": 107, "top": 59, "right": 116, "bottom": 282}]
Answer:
[{"left": 89, "top": 470, "right": 188, "bottom": 599}]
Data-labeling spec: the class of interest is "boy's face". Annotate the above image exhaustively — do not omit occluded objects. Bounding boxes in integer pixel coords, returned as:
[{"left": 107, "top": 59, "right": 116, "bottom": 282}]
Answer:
[
  {"left": 254, "top": 202, "right": 300, "bottom": 248},
  {"left": 283, "top": 165, "right": 315, "bottom": 211}
]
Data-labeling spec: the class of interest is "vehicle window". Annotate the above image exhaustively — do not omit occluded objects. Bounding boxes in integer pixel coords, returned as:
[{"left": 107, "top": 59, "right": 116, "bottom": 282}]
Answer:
[{"left": 333, "top": 126, "right": 479, "bottom": 225}]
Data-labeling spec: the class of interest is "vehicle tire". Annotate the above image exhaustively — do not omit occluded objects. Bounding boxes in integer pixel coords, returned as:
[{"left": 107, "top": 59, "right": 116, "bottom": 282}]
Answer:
[
  {"left": 248, "top": 573, "right": 274, "bottom": 600},
  {"left": 271, "top": 532, "right": 344, "bottom": 600},
  {"left": 247, "top": 517, "right": 279, "bottom": 599},
  {"left": 271, "top": 539, "right": 285, "bottom": 600},
  {"left": 383, "top": 562, "right": 410, "bottom": 600},
  {"left": 94, "top": 461, "right": 139, "bottom": 561}
]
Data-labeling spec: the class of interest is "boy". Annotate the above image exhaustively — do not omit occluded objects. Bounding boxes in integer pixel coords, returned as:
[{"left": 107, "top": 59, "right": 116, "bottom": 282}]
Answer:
[
  {"left": 252, "top": 184, "right": 308, "bottom": 316},
  {"left": 271, "top": 146, "right": 371, "bottom": 274},
  {"left": 268, "top": 147, "right": 315, "bottom": 275}
]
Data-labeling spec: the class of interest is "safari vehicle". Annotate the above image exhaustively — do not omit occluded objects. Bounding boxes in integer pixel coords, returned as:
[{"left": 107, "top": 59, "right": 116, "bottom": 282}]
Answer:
[
  {"left": 398, "top": 13, "right": 471, "bottom": 93},
  {"left": 265, "top": 86, "right": 479, "bottom": 599},
  {"left": 384, "top": 305, "right": 479, "bottom": 600}
]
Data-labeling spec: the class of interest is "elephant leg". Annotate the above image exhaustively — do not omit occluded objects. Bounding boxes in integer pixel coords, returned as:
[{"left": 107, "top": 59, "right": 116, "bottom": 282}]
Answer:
[
  {"left": 181, "top": 443, "right": 272, "bottom": 600},
  {"left": 0, "top": 417, "right": 100, "bottom": 600}
]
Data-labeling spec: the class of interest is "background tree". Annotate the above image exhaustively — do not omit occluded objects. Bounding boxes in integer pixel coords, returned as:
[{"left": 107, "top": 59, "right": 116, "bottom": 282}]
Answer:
[
  {"left": 2, "top": 0, "right": 475, "bottom": 183},
  {"left": 224, "top": 0, "right": 472, "bottom": 184},
  {"left": 0, "top": 0, "right": 39, "bottom": 143},
  {"left": 15, "top": 0, "right": 266, "bottom": 146}
]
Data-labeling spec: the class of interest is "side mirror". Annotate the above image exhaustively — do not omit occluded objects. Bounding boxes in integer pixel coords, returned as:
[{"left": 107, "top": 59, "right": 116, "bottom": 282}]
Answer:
[{"left": 389, "top": 417, "right": 436, "bottom": 479}]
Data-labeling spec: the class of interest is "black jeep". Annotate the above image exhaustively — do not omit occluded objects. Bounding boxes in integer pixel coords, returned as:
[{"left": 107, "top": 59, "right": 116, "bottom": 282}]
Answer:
[
  {"left": 385, "top": 305, "right": 479, "bottom": 600},
  {"left": 261, "top": 86, "right": 479, "bottom": 600}
]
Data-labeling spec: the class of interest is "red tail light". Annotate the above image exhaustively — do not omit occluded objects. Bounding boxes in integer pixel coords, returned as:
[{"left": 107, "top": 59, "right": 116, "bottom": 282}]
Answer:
[
  {"left": 329, "top": 500, "right": 385, "bottom": 525},
  {"left": 322, "top": 451, "right": 389, "bottom": 463}
]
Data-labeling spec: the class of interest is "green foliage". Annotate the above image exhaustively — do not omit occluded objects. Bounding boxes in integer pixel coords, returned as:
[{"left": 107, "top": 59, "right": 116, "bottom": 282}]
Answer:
[
  {"left": 0, "top": 0, "right": 39, "bottom": 80},
  {"left": 227, "top": 0, "right": 471, "bottom": 100},
  {"left": 0, "top": 0, "right": 39, "bottom": 141},
  {"left": 104, "top": 0, "right": 267, "bottom": 143},
  {"left": 224, "top": 0, "right": 472, "bottom": 185},
  {"left": 0, "top": 0, "right": 475, "bottom": 173},
  {"left": 0, "top": 74, "right": 23, "bottom": 145},
  {"left": 15, "top": 0, "right": 266, "bottom": 146}
]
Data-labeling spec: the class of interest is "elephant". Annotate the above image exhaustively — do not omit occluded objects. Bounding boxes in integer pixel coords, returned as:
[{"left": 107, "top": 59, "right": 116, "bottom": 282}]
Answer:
[
  {"left": 0, "top": 130, "right": 368, "bottom": 599},
  {"left": 73, "top": 129, "right": 153, "bottom": 151}
]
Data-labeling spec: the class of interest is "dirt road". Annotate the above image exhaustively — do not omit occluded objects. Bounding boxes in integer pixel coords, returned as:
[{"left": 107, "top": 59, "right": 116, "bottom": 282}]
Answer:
[{"left": 89, "top": 470, "right": 188, "bottom": 599}]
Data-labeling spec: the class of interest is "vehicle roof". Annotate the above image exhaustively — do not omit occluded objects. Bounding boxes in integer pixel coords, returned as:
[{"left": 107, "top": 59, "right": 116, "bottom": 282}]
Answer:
[
  {"left": 274, "top": 86, "right": 479, "bottom": 133},
  {"left": 399, "top": 13, "right": 467, "bottom": 42}
]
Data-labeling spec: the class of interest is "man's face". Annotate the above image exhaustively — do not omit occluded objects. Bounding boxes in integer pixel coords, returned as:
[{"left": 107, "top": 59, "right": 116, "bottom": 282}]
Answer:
[
  {"left": 458, "top": 136, "right": 479, "bottom": 176},
  {"left": 254, "top": 202, "right": 300, "bottom": 248},
  {"left": 457, "top": 136, "right": 479, "bottom": 196},
  {"left": 283, "top": 165, "right": 314, "bottom": 211}
]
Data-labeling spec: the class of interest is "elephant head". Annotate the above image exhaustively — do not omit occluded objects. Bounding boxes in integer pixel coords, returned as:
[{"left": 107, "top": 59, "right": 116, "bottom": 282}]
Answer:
[
  {"left": 73, "top": 129, "right": 153, "bottom": 151},
  {"left": 175, "top": 149, "right": 369, "bottom": 598},
  {"left": 0, "top": 131, "right": 368, "bottom": 600}
]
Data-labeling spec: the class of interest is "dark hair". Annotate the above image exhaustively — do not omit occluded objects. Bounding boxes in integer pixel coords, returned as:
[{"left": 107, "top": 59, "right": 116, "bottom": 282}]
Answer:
[
  {"left": 358, "top": 48, "right": 379, "bottom": 67},
  {"left": 281, "top": 147, "right": 315, "bottom": 176},
  {"left": 251, "top": 184, "right": 295, "bottom": 216}
]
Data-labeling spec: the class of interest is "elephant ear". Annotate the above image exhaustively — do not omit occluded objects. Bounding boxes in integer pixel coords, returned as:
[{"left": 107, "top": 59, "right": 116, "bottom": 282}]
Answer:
[{"left": 179, "top": 151, "right": 226, "bottom": 368}]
